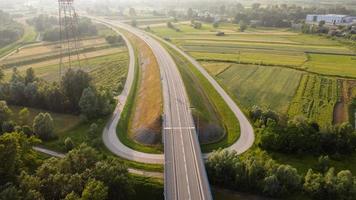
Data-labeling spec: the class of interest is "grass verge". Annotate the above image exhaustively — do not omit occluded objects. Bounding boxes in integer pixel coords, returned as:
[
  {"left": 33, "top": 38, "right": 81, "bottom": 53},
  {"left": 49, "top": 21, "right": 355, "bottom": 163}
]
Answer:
[{"left": 116, "top": 45, "right": 163, "bottom": 154}]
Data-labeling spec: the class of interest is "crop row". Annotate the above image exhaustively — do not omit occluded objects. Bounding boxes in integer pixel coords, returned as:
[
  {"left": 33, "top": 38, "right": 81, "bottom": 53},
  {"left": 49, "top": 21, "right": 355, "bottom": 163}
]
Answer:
[{"left": 288, "top": 74, "right": 339, "bottom": 127}]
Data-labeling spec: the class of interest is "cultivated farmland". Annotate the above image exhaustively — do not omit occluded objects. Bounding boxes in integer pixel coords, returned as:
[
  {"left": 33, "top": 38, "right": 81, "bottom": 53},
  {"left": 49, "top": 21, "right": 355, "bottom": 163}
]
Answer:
[
  {"left": 288, "top": 75, "right": 340, "bottom": 127},
  {"left": 1, "top": 34, "right": 129, "bottom": 94},
  {"left": 150, "top": 22, "right": 356, "bottom": 127}
]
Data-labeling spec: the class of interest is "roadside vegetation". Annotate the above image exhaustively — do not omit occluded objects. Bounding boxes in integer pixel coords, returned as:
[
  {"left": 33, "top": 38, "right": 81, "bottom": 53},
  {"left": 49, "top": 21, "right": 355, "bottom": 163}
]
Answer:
[{"left": 116, "top": 29, "right": 163, "bottom": 154}]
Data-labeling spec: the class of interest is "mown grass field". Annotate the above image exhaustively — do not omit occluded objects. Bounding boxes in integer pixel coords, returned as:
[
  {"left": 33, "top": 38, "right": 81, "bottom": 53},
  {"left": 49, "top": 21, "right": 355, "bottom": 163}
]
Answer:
[
  {"left": 4, "top": 37, "right": 107, "bottom": 61},
  {"left": 10, "top": 105, "right": 81, "bottom": 134},
  {"left": 288, "top": 74, "right": 340, "bottom": 127},
  {"left": 211, "top": 63, "right": 303, "bottom": 114}
]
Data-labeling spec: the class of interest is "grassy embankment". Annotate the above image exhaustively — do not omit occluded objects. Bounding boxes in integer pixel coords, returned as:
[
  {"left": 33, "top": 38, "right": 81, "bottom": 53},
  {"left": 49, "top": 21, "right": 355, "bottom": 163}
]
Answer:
[{"left": 114, "top": 28, "right": 163, "bottom": 154}]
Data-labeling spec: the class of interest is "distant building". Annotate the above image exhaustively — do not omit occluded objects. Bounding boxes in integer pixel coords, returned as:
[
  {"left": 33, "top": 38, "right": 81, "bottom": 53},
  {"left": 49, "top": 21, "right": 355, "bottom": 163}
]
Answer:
[{"left": 306, "top": 14, "right": 356, "bottom": 25}]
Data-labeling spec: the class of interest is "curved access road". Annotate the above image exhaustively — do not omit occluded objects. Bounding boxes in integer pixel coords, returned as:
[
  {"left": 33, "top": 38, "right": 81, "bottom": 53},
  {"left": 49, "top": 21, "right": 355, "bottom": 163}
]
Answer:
[
  {"left": 150, "top": 34, "right": 255, "bottom": 156},
  {"left": 91, "top": 19, "right": 164, "bottom": 164}
]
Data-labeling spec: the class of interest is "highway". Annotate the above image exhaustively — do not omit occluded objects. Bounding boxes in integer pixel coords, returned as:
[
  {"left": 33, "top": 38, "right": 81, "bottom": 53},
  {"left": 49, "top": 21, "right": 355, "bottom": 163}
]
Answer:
[
  {"left": 99, "top": 19, "right": 213, "bottom": 200},
  {"left": 90, "top": 15, "right": 255, "bottom": 200}
]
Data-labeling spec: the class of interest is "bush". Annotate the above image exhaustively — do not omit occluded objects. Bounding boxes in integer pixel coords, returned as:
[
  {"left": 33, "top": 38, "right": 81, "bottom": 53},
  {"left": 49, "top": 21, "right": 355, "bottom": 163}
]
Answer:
[
  {"left": 32, "top": 113, "right": 55, "bottom": 141},
  {"left": 2, "top": 121, "right": 16, "bottom": 134},
  {"left": 64, "top": 137, "right": 75, "bottom": 151},
  {"left": 105, "top": 35, "right": 123, "bottom": 45}
]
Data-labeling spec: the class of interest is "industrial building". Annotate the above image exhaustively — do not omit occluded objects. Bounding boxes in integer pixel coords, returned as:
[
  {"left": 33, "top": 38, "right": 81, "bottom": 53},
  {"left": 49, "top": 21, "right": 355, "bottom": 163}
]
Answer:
[{"left": 306, "top": 14, "right": 356, "bottom": 25}]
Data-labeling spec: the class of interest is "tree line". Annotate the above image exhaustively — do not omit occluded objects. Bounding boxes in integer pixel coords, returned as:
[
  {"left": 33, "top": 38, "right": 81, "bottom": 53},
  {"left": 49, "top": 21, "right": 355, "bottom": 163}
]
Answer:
[
  {"left": 249, "top": 106, "right": 356, "bottom": 156},
  {"left": 207, "top": 149, "right": 356, "bottom": 199},
  {"left": 27, "top": 15, "right": 98, "bottom": 42},
  {"left": 0, "top": 132, "right": 163, "bottom": 200},
  {"left": 185, "top": 4, "right": 356, "bottom": 28},
  {"left": 0, "top": 68, "right": 113, "bottom": 121},
  {"left": 0, "top": 10, "right": 23, "bottom": 47}
]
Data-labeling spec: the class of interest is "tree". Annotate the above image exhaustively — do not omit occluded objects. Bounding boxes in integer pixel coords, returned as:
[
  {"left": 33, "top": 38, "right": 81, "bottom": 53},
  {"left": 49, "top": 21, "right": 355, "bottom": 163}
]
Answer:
[
  {"left": 252, "top": 3, "right": 261, "bottom": 10},
  {"left": 167, "top": 22, "right": 174, "bottom": 29},
  {"left": 0, "top": 68, "right": 4, "bottom": 82},
  {"left": 81, "top": 179, "right": 108, "bottom": 200},
  {"left": 275, "top": 165, "right": 301, "bottom": 194},
  {"left": 317, "top": 155, "right": 330, "bottom": 173},
  {"left": 213, "top": 22, "right": 219, "bottom": 28},
  {"left": 62, "top": 143, "right": 100, "bottom": 174},
  {"left": 263, "top": 175, "right": 282, "bottom": 196},
  {"left": 92, "top": 158, "right": 133, "bottom": 199},
  {"left": 0, "top": 132, "right": 39, "bottom": 185},
  {"left": 0, "top": 101, "right": 12, "bottom": 124},
  {"left": 88, "top": 123, "right": 98, "bottom": 138},
  {"left": 79, "top": 87, "right": 98, "bottom": 119},
  {"left": 33, "top": 113, "right": 55, "bottom": 141},
  {"left": 105, "top": 35, "right": 123, "bottom": 45},
  {"left": 187, "top": 8, "right": 193, "bottom": 19},
  {"left": 129, "top": 8, "right": 136, "bottom": 17},
  {"left": 18, "top": 108, "right": 30, "bottom": 125},
  {"left": 10, "top": 68, "right": 24, "bottom": 83},
  {"left": 219, "top": 5, "right": 226, "bottom": 15},
  {"left": 24, "top": 68, "right": 36, "bottom": 84},
  {"left": 303, "top": 169, "right": 324, "bottom": 198},
  {"left": 319, "top": 20, "right": 326, "bottom": 27},
  {"left": 239, "top": 20, "right": 247, "bottom": 32},
  {"left": 64, "top": 137, "right": 74, "bottom": 151},
  {"left": 131, "top": 19, "right": 137, "bottom": 27},
  {"left": 61, "top": 69, "right": 91, "bottom": 112},
  {"left": 0, "top": 184, "right": 22, "bottom": 200}
]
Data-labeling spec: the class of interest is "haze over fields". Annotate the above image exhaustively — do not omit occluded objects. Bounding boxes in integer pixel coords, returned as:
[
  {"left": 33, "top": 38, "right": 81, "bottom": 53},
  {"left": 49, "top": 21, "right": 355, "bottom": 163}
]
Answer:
[{"left": 1, "top": 0, "right": 356, "bottom": 199}]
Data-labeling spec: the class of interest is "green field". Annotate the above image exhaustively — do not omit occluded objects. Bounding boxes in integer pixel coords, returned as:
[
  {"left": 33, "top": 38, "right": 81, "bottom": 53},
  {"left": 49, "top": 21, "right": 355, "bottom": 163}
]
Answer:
[
  {"left": 10, "top": 105, "right": 81, "bottom": 135},
  {"left": 150, "top": 22, "right": 356, "bottom": 128},
  {"left": 4, "top": 51, "right": 129, "bottom": 93},
  {"left": 288, "top": 74, "right": 340, "bottom": 127},
  {"left": 210, "top": 63, "right": 303, "bottom": 113},
  {"left": 150, "top": 23, "right": 356, "bottom": 78},
  {"left": 303, "top": 53, "right": 356, "bottom": 78}
]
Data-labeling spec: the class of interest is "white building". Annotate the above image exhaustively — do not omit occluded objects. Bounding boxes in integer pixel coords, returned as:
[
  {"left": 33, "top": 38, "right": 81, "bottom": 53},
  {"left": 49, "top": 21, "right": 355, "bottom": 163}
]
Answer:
[{"left": 306, "top": 14, "right": 356, "bottom": 25}]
